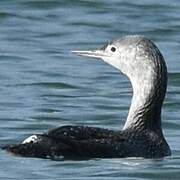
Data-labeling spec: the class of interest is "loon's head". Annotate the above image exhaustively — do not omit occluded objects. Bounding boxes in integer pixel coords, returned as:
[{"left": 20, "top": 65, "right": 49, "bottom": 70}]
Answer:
[{"left": 72, "top": 35, "right": 162, "bottom": 85}]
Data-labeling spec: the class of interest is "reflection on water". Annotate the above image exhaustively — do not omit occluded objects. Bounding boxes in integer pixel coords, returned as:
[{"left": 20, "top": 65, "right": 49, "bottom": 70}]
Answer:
[{"left": 0, "top": 0, "right": 180, "bottom": 179}]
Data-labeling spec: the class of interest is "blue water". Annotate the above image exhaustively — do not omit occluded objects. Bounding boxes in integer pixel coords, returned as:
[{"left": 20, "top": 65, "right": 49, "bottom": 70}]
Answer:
[{"left": 0, "top": 0, "right": 180, "bottom": 179}]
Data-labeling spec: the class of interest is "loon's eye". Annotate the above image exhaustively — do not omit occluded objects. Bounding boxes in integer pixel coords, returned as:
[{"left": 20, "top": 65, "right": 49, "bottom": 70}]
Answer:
[{"left": 111, "top": 46, "right": 116, "bottom": 52}]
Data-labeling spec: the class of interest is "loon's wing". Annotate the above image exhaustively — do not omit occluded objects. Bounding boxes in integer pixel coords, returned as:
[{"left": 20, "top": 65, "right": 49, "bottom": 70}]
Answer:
[
  {"left": 3, "top": 125, "right": 127, "bottom": 159},
  {"left": 47, "top": 125, "right": 116, "bottom": 140}
]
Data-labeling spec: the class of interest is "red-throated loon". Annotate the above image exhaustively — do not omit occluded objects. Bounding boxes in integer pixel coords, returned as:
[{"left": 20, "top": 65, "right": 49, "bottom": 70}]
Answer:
[{"left": 2, "top": 35, "right": 171, "bottom": 159}]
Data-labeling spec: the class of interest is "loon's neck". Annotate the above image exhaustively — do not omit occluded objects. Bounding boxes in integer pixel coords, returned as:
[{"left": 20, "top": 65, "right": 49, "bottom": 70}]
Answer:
[{"left": 123, "top": 49, "right": 167, "bottom": 135}]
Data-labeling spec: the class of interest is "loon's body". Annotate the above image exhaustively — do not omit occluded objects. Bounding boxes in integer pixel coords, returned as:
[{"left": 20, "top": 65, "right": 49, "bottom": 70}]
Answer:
[{"left": 3, "top": 35, "right": 171, "bottom": 159}]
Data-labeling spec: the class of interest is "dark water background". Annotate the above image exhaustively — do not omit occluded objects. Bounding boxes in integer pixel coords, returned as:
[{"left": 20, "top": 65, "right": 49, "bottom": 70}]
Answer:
[{"left": 0, "top": 0, "right": 180, "bottom": 179}]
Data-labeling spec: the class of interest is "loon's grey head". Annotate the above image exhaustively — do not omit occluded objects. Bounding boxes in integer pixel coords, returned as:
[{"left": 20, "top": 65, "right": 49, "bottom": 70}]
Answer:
[
  {"left": 73, "top": 35, "right": 160, "bottom": 87},
  {"left": 73, "top": 35, "right": 167, "bottom": 132}
]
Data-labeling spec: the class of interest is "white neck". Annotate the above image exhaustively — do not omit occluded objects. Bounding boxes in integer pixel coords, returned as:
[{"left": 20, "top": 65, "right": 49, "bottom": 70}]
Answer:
[
  {"left": 122, "top": 54, "right": 167, "bottom": 134},
  {"left": 123, "top": 70, "right": 155, "bottom": 129}
]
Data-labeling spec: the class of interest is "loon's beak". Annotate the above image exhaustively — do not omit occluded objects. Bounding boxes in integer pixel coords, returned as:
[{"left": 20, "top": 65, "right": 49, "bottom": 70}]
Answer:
[{"left": 72, "top": 49, "right": 109, "bottom": 59}]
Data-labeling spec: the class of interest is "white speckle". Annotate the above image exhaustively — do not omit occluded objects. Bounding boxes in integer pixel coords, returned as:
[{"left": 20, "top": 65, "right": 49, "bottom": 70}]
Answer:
[
  {"left": 54, "top": 155, "right": 64, "bottom": 160},
  {"left": 63, "top": 132, "right": 67, "bottom": 135},
  {"left": 22, "top": 135, "right": 38, "bottom": 144}
]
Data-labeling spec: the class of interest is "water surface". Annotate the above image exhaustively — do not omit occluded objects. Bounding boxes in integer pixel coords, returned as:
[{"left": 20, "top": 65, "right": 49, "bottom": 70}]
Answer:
[{"left": 0, "top": 0, "right": 180, "bottom": 179}]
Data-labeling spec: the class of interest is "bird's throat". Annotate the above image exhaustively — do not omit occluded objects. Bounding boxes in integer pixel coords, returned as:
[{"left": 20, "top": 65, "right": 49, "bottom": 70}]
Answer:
[{"left": 123, "top": 63, "right": 167, "bottom": 134}]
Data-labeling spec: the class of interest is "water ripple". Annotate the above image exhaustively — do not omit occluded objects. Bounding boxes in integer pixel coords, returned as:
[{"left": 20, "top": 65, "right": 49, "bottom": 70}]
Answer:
[{"left": 0, "top": 0, "right": 180, "bottom": 179}]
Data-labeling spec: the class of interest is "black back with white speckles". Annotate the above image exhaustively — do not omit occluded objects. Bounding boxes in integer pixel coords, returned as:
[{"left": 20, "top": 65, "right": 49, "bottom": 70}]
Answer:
[{"left": 3, "top": 125, "right": 171, "bottom": 159}]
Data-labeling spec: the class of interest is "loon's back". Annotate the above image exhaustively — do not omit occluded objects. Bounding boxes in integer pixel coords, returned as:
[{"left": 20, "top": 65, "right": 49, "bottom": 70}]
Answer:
[{"left": 3, "top": 125, "right": 171, "bottom": 159}]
